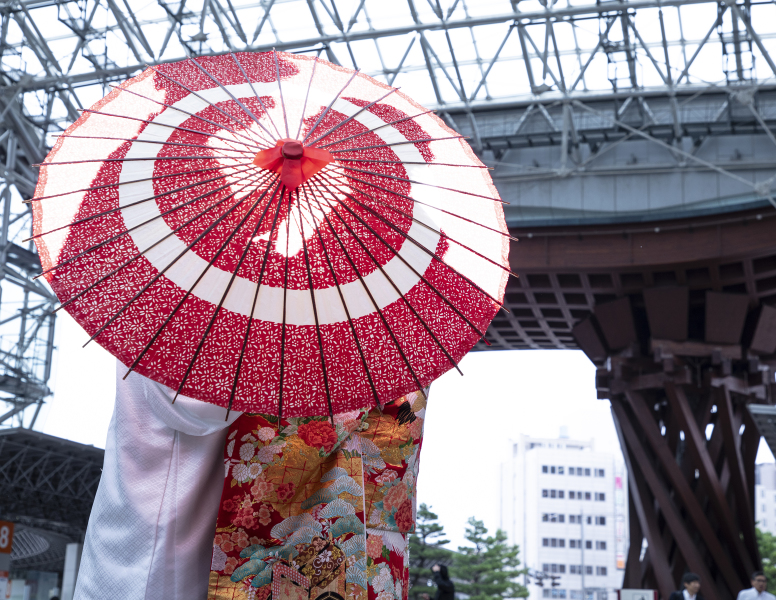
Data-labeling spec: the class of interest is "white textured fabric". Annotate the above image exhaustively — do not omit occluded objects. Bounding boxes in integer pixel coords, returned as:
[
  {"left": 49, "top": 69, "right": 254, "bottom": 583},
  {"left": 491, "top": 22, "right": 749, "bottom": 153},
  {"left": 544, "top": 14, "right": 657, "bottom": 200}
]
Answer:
[{"left": 74, "top": 361, "right": 242, "bottom": 600}]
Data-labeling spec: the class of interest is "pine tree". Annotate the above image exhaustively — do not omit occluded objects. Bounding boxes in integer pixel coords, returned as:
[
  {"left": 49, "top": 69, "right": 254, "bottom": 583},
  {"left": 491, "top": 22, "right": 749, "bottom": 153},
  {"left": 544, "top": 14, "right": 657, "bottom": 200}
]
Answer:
[
  {"left": 757, "top": 527, "right": 776, "bottom": 582},
  {"left": 453, "top": 517, "right": 529, "bottom": 600},
  {"left": 408, "top": 504, "right": 453, "bottom": 600}
]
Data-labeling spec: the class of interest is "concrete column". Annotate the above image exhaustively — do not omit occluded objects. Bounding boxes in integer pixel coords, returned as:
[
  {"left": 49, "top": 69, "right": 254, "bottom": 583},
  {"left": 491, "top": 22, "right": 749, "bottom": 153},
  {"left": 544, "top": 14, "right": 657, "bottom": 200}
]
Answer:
[{"left": 60, "top": 544, "right": 82, "bottom": 600}]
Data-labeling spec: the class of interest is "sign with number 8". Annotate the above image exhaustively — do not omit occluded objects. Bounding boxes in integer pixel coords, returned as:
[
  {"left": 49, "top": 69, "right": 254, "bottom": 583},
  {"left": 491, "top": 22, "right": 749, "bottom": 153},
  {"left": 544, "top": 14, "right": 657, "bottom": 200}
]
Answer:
[{"left": 0, "top": 522, "right": 13, "bottom": 554}]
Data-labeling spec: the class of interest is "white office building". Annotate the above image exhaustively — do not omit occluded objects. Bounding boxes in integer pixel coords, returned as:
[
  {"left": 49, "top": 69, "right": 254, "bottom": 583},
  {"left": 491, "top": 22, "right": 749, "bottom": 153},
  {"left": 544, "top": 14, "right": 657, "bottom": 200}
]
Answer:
[
  {"left": 755, "top": 463, "right": 776, "bottom": 534},
  {"left": 500, "top": 432, "right": 627, "bottom": 600}
]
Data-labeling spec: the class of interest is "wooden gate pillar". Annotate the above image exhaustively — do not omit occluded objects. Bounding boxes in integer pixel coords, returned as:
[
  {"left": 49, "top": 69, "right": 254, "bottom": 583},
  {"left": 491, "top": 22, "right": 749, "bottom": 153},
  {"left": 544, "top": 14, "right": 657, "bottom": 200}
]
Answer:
[{"left": 575, "top": 292, "right": 776, "bottom": 600}]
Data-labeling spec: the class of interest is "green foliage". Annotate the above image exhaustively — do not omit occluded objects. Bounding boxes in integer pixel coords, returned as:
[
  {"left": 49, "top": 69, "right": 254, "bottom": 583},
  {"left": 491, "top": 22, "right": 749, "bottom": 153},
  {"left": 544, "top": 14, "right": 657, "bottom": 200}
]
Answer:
[
  {"left": 409, "top": 504, "right": 453, "bottom": 600},
  {"left": 452, "top": 517, "right": 529, "bottom": 600},
  {"left": 757, "top": 527, "right": 776, "bottom": 582}
]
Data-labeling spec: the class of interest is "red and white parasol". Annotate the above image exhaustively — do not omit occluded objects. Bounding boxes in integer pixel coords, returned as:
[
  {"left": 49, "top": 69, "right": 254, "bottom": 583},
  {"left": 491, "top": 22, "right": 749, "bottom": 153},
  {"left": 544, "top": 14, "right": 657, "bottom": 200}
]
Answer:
[{"left": 31, "top": 51, "right": 511, "bottom": 418}]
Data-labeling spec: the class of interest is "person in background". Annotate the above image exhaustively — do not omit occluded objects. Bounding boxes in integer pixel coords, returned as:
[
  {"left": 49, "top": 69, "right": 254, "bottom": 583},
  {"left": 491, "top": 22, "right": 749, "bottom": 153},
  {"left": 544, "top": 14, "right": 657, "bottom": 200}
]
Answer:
[
  {"left": 431, "top": 564, "right": 455, "bottom": 600},
  {"left": 737, "top": 572, "right": 776, "bottom": 600},
  {"left": 669, "top": 573, "right": 704, "bottom": 600}
]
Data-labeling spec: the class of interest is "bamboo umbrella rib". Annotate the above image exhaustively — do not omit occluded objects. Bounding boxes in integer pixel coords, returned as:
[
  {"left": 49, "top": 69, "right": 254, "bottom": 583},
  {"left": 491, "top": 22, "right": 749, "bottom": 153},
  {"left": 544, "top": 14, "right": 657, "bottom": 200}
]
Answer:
[
  {"left": 333, "top": 157, "right": 487, "bottom": 168},
  {"left": 294, "top": 191, "right": 335, "bottom": 421},
  {"left": 36, "top": 168, "right": 269, "bottom": 279},
  {"left": 148, "top": 66, "right": 270, "bottom": 149},
  {"left": 316, "top": 169, "right": 509, "bottom": 313},
  {"left": 303, "top": 184, "right": 426, "bottom": 398},
  {"left": 277, "top": 187, "right": 292, "bottom": 424},
  {"left": 306, "top": 173, "right": 491, "bottom": 343},
  {"left": 273, "top": 50, "right": 291, "bottom": 139},
  {"left": 189, "top": 57, "right": 279, "bottom": 144},
  {"left": 226, "top": 183, "right": 286, "bottom": 419},
  {"left": 295, "top": 56, "right": 319, "bottom": 140},
  {"left": 55, "top": 173, "right": 265, "bottom": 314},
  {"left": 301, "top": 68, "right": 361, "bottom": 144},
  {"left": 27, "top": 163, "right": 238, "bottom": 205},
  {"left": 171, "top": 179, "right": 283, "bottom": 401},
  {"left": 48, "top": 134, "right": 255, "bottom": 155},
  {"left": 296, "top": 184, "right": 381, "bottom": 407},
  {"left": 38, "top": 155, "right": 254, "bottom": 166},
  {"left": 29, "top": 163, "right": 256, "bottom": 243},
  {"left": 316, "top": 110, "right": 435, "bottom": 149},
  {"left": 109, "top": 83, "right": 268, "bottom": 150},
  {"left": 310, "top": 177, "right": 463, "bottom": 376},
  {"left": 124, "top": 177, "right": 283, "bottom": 381},
  {"left": 230, "top": 52, "right": 284, "bottom": 141},
  {"left": 305, "top": 87, "right": 399, "bottom": 147},
  {"left": 84, "top": 176, "right": 277, "bottom": 347},
  {"left": 329, "top": 136, "right": 465, "bottom": 154},
  {"left": 335, "top": 163, "right": 507, "bottom": 204}
]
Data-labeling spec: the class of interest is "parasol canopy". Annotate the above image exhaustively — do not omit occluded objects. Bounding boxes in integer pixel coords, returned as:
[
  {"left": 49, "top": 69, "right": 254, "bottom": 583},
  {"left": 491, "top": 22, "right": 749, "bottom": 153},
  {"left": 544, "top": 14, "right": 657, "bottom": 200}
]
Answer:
[{"left": 31, "top": 51, "right": 511, "bottom": 418}]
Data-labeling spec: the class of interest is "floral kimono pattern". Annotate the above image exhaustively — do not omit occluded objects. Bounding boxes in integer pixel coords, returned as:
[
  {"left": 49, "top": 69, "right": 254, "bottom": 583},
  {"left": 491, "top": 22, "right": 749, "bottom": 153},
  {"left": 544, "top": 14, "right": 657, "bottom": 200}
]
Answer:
[{"left": 207, "top": 390, "right": 427, "bottom": 600}]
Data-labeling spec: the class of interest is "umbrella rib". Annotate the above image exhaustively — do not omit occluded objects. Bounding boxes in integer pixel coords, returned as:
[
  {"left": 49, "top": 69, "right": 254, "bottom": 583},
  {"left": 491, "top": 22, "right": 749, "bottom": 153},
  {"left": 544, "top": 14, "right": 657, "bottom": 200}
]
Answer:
[
  {"left": 29, "top": 163, "right": 256, "bottom": 242},
  {"left": 300, "top": 69, "right": 361, "bottom": 144},
  {"left": 148, "top": 66, "right": 269, "bottom": 149},
  {"left": 37, "top": 169, "right": 270, "bottom": 279},
  {"left": 335, "top": 163, "right": 508, "bottom": 204},
  {"left": 332, "top": 157, "right": 487, "bottom": 168},
  {"left": 75, "top": 108, "right": 261, "bottom": 151},
  {"left": 294, "top": 189, "right": 335, "bottom": 421},
  {"left": 307, "top": 173, "right": 491, "bottom": 342},
  {"left": 329, "top": 136, "right": 465, "bottom": 154},
  {"left": 231, "top": 52, "right": 284, "bottom": 140},
  {"left": 316, "top": 169, "right": 509, "bottom": 312},
  {"left": 277, "top": 187, "right": 292, "bottom": 424},
  {"left": 327, "top": 168, "right": 517, "bottom": 241},
  {"left": 38, "top": 155, "right": 253, "bottom": 166},
  {"left": 56, "top": 173, "right": 265, "bottom": 314},
  {"left": 49, "top": 134, "right": 254, "bottom": 155},
  {"left": 189, "top": 56, "right": 279, "bottom": 144},
  {"left": 108, "top": 84, "right": 267, "bottom": 150},
  {"left": 84, "top": 176, "right": 270, "bottom": 347},
  {"left": 306, "top": 86, "right": 398, "bottom": 147},
  {"left": 302, "top": 184, "right": 426, "bottom": 397},
  {"left": 273, "top": 50, "right": 291, "bottom": 139},
  {"left": 226, "top": 183, "right": 286, "bottom": 420},
  {"left": 296, "top": 184, "right": 381, "bottom": 408},
  {"left": 27, "top": 163, "right": 235, "bottom": 204},
  {"left": 124, "top": 177, "right": 282, "bottom": 381},
  {"left": 295, "top": 56, "right": 319, "bottom": 140},
  {"left": 317, "top": 109, "right": 435, "bottom": 149},
  {"left": 171, "top": 179, "right": 282, "bottom": 402},
  {"left": 309, "top": 177, "right": 463, "bottom": 375}
]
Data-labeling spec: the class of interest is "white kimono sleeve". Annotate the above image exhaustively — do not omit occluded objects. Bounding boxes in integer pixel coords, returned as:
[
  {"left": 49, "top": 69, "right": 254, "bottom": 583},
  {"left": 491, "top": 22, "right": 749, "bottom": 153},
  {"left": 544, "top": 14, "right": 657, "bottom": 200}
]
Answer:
[{"left": 74, "top": 361, "right": 242, "bottom": 600}]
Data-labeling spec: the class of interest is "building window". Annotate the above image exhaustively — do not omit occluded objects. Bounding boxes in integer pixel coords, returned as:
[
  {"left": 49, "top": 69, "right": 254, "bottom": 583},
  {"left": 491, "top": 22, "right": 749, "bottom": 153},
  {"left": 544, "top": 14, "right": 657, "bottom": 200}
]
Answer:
[
  {"left": 570, "top": 515, "right": 581, "bottom": 524},
  {"left": 587, "top": 516, "right": 592, "bottom": 525},
  {"left": 559, "top": 514, "right": 565, "bottom": 523},
  {"left": 551, "top": 490, "right": 557, "bottom": 498},
  {"left": 543, "top": 538, "right": 549, "bottom": 547},
  {"left": 596, "top": 469, "right": 605, "bottom": 477},
  {"left": 570, "top": 565, "right": 580, "bottom": 574},
  {"left": 595, "top": 493, "right": 606, "bottom": 501},
  {"left": 544, "top": 591, "right": 551, "bottom": 598},
  {"left": 585, "top": 492, "right": 591, "bottom": 500},
  {"left": 559, "top": 466, "right": 565, "bottom": 475},
  {"left": 551, "top": 539, "right": 558, "bottom": 547},
  {"left": 543, "top": 466, "right": 549, "bottom": 474},
  {"left": 571, "top": 591, "right": 583, "bottom": 599},
  {"left": 543, "top": 514, "right": 549, "bottom": 522},
  {"left": 596, "top": 541, "right": 607, "bottom": 550},
  {"left": 595, "top": 516, "right": 606, "bottom": 525},
  {"left": 598, "top": 593, "right": 608, "bottom": 600},
  {"left": 551, "top": 466, "right": 556, "bottom": 474},
  {"left": 551, "top": 564, "right": 558, "bottom": 573},
  {"left": 585, "top": 540, "right": 592, "bottom": 549},
  {"left": 543, "top": 513, "right": 565, "bottom": 523},
  {"left": 569, "top": 467, "right": 576, "bottom": 475},
  {"left": 559, "top": 565, "right": 566, "bottom": 574},
  {"left": 543, "top": 564, "right": 550, "bottom": 572},
  {"left": 559, "top": 491, "right": 565, "bottom": 499},
  {"left": 585, "top": 468, "right": 591, "bottom": 476},
  {"left": 570, "top": 540, "right": 580, "bottom": 549},
  {"left": 596, "top": 567, "right": 608, "bottom": 576},
  {"left": 543, "top": 489, "right": 549, "bottom": 498},
  {"left": 570, "top": 491, "right": 576, "bottom": 499},
  {"left": 585, "top": 566, "right": 593, "bottom": 575}
]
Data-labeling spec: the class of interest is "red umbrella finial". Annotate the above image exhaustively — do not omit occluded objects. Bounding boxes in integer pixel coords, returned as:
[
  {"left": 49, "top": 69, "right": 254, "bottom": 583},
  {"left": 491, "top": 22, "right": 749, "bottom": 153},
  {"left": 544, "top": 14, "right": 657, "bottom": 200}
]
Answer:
[{"left": 253, "top": 139, "right": 334, "bottom": 192}]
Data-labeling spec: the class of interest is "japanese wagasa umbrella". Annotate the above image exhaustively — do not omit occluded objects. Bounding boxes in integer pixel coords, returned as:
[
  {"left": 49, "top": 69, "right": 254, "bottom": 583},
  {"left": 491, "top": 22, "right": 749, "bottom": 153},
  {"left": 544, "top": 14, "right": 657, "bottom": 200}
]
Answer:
[{"left": 30, "top": 51, "right": 511, "bottom": 418}]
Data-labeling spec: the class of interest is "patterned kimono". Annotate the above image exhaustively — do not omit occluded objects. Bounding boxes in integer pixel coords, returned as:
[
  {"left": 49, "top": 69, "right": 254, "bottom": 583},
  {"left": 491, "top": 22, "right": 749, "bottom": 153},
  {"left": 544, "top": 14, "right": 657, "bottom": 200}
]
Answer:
[{"left": 207, "top": 390, "right": 427, "bottom": 600}]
